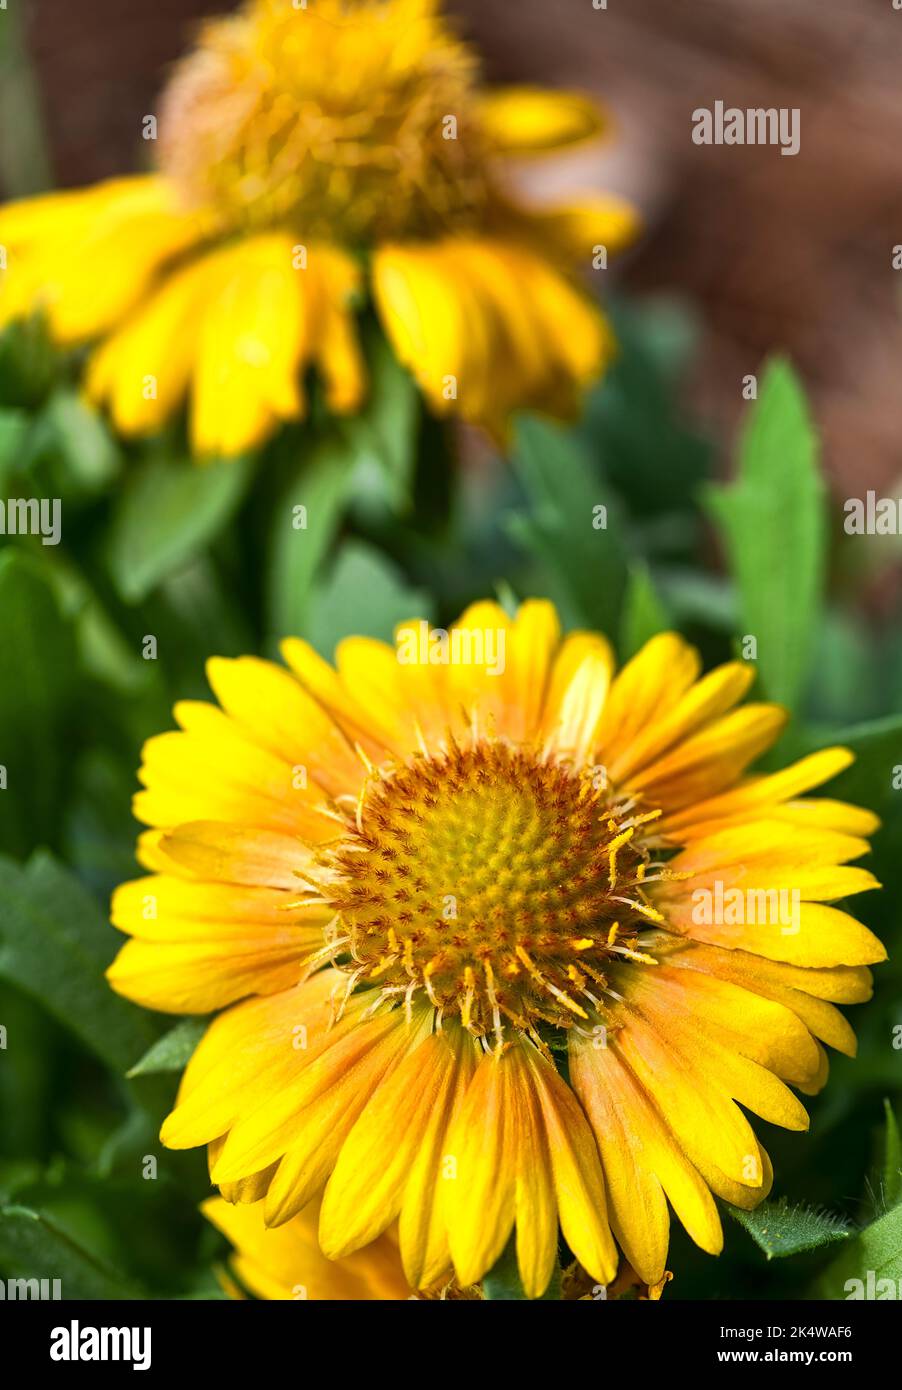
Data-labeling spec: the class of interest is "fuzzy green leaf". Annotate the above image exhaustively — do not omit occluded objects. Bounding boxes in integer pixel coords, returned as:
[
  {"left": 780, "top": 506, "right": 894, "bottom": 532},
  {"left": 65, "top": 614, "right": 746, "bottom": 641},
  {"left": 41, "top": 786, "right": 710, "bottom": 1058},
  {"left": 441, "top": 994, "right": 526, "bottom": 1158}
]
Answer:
[
  {"left": 813, "top": 1203, "right": 902, "bottom": 1298},
  {"left": 727, "top": 1197, "right": 852, "bottom": 1259},
  {"left": 705, "top": 358, "right": 826, "bottom": 709}
]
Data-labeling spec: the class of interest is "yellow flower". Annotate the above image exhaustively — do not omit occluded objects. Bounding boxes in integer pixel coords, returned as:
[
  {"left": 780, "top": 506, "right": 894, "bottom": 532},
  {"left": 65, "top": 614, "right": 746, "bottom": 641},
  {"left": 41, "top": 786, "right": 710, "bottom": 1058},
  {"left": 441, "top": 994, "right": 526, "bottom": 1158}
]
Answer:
[
  {"left": 203, "top": 1194, "right": 482, "bottom": 1298},
  {"left": 108, "top": 600, "right": 884, "bottom": 1298},
  {"left": 0, "top": 0, "right": 638, "bottom": 457},
  {"left": 203, "top": 1196, "right": 411, "bottom": 1299}
]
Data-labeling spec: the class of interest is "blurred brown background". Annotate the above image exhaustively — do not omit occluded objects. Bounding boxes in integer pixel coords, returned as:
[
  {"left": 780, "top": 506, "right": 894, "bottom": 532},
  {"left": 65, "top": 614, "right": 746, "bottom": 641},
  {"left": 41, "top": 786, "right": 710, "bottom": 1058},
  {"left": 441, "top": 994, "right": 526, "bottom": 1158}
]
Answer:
[{"left": 13, "top": 0, "right": 902, "bottom": 494}]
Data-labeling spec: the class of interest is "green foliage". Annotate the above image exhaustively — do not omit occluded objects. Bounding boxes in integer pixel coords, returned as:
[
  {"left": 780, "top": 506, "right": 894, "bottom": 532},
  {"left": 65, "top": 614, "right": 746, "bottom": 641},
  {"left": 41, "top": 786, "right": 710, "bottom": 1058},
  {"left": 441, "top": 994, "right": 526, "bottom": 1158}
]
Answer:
[
  {"left": 0, "top": 1205, "right": 143, "bottom": 1300},
  {"left": 508, "top": 413, "right": 627, "bottom": 636},
  {"left": 619, "top": 563, "right": 670, "bottom": 659},
  {"left": 338, "top": 323, "right": 420, "bottom": 515},
  {"left": 109, "top": 453, "right": 252, "bottom": 603},
  {"left": 0, "top": 852, "right": 159, "bottom": 1071},
  {"left": 813, "top": 1204, "right": 902, "bottom": 1299},
  {"left": 127, "top": 1019, "right": 207, "bottom": 1079},
  {"left": 0, "top": 551, "right": 77, "bottom": 856},
  {"left": 265, "top": 429, "right": 360, "bottom": 638},
  {"left": 727, "top": 1197, "right": 852, "bottom": 1260},
  {"left": 880, "top": 1101, "right": 902, "bottom": 1212},
  {"left": 705, "top": 358, "right": 827, "bottom": 709},
  {"left": 307, "top": 539, "right": 433, "bottom": 655}
]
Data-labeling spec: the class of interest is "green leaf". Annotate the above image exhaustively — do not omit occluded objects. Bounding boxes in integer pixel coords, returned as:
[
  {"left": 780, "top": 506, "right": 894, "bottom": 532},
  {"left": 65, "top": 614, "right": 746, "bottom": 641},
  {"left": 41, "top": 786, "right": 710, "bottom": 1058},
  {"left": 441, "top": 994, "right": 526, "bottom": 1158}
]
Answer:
[
  {"left": 39, "top": 390, "right": 121, "bottom": 493},
  {"left": 619, "top": 564, "right": 670, "bottom": 660},
  {"left": 266, "top": 430, "right": 358, "bottom": 638},
  {"left": 508, "top": 414, "right": 627, "bottom": 636},
  {"left": 0, "top": 317, "right": 57, "bottom": 409},
  {"left": 0, "top": 851, "right": 158, "bottom": 1072},
  {"left": 805, "top": 713, "right": 902, "bottom": 936},
  {"left": 813, "top": 1203, "right": 902, "bottom": 1298},
  {"left": 881, "top": 1100, "right": 902, "bottom": 1211},
  {"left": 727, "top": 1197, "right": 852, "bottom": 1259},
  {"left": 108, "top": 453, "right": 252, "bottom": 602},
  {"left": 0, "top": 1206, "right": 142, "bottom": 1300},
  {"left": 307, "top": 540, "right": 433, "bottom": 657},
  {"left": 0, "top": 549, "right": 77, "bottom": 856},
  {"left": 0, "top": 407, "right": 29, "bottom": 490},
  {"left": 704, "top": 358, "right": 827, "bottom": 709},
  {"left": 579, "top": 299, "right": 712, "bottom": 517},
  {"left": 810, "top": 713, "right": 902, "bottom": 818},
  {"left": 127, "top": 1018, "right": 206, "bottom": 1079},
  {"left": 339, "top": 326, "right": 419, "bottom": 514}
]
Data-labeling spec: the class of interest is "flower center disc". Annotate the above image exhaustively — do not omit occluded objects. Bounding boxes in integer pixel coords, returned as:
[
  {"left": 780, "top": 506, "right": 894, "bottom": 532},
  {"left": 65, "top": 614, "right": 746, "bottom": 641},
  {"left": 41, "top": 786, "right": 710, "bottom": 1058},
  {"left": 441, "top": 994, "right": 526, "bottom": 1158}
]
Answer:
[
  {"left": 326, "top": 743, "right": 658, "bottom": 1039},
  {"left": 158, "top": 0, "right": 491, "bottom": 240}
]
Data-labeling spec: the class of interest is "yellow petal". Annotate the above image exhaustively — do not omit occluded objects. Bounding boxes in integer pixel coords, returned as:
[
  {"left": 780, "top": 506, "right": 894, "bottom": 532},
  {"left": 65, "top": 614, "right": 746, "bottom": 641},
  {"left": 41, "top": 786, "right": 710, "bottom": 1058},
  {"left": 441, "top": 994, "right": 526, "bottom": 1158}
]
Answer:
[
  {"left": 595, "top": 632, "right": 701, "bottom": 764},
  {"left": 570, "top": 1032, "right": 721, "bottom": 1282},
  {"left": 443, "top": 1042, "right": 616, "bottom": 1296},
  {"left": 319, "top": 1026, "right": 478, "bottom": 1278},
  {"left": 155, "top": 821, "right": 314, "bottom": 890},
  {"left": 478, "top": 86, "right": 606, "bottom": 154},
  {"left": 191, "top": 235, "right": 305, "bottom": 456},
  {"left": 1, "top": 176, "right": 210, "bottom": 343},
  {"left": 525, "top": 195, "right": 641, "bottom": 262},
  {"left": 259, "top": 1005, "right": 433, "bottom": 1225},
  {"left": 107, "top": 874, "right": 326, "bottom": 1013},
  {"left": 658, "top": 747, "right": 858, "bottom": 840},
  {"left": 205, "top": 655, "right": 363, "bottom": 797},
  {"left": 544, "top": 650, "right": 612, "bottom": 766},
  {"left": 608, "top": 662, "right": 756, "bottom": 784},
  {"left": 203, "top": 1197, "right": 409, "bottom": 1301},
  {"left": 161, "top": 971, "right": 342, "bottom": 1150}
]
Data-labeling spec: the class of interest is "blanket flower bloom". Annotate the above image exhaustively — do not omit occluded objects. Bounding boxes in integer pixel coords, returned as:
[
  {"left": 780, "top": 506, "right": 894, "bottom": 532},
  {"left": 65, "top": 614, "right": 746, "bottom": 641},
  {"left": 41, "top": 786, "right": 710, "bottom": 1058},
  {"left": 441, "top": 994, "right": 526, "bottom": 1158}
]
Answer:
[
  {"left": 0, "top": 0, "right": 638, "bottom": 456},
  {"left": 108, "top": 600, "right": 884, "bottom": 1297}
]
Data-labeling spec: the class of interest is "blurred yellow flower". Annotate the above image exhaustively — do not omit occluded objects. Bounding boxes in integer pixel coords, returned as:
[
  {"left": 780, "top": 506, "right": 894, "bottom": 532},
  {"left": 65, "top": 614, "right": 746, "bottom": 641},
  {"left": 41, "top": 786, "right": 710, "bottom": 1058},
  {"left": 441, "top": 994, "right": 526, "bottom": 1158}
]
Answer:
[
  {"left": 203, "top": 1194, "right": 482, "bottom": 1298},
  {"left": 0, "top": 0, "right": 638, "bottom": 457},
  {"left": 203, "top": 1196, "right": 411, "bottom": 1300},
  {"left": 108, "top": 600, "right": 884, "bottom": 1298}
]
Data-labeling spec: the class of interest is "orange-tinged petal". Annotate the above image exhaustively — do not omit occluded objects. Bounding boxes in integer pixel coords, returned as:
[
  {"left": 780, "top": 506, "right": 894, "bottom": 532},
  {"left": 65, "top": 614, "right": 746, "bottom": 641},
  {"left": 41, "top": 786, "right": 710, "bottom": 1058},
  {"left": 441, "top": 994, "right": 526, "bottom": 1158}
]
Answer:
[
  {"left": 319, "top": 1025, "right": 478, "bottom": 1280},
  {"left": 595, "top": 632, "right": 701, "bottom": 762},
  {"left": 570, "top": 1032, "right": 722, "bottom": 1282},
  {"left": 520, "top": 1043, "right": 618, "bottom": 1288},
  {"left": 155, "top": 821, "right": 314, "bottom": 890},
  {"left": 161, "top": 970, "right": 342, "bottom": 1150},
  {"left": 260, "top": 1005, "right": 434, "bottom": 1225}
]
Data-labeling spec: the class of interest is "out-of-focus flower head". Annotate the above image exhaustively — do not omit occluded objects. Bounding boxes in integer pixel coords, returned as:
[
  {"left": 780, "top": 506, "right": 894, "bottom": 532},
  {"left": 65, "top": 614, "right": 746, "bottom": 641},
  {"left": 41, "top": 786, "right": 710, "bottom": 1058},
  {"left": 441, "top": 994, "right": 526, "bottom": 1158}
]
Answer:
[{"left": 0, "top": 0, "right": 639, "bottom": 457}]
